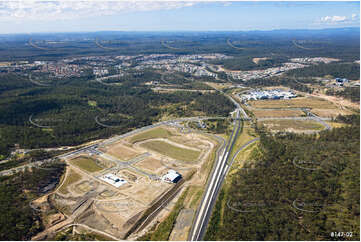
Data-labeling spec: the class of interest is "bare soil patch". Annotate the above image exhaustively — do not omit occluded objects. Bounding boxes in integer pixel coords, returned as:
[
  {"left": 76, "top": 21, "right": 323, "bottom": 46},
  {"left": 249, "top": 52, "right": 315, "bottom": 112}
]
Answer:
[
  {"left": 249, "top": 97, "right": 336, "bottom": 109},
  {"left": 310, "top": 93, "right": 360, "bottom": 110},
  {"left": 260, "top": 120, "right": 324, "bottom": 132},
  {"left": 311, "top": 108, "right": 354, "bottom": 118},
  {"left": 252, "top": 57, "right": 268, "bottom": 64},
  {"left": 100, "top": 143, "right": 140, "bottom": 161},
  {"left": 135, "top": 157, "right": 164, "bottom": 174}
]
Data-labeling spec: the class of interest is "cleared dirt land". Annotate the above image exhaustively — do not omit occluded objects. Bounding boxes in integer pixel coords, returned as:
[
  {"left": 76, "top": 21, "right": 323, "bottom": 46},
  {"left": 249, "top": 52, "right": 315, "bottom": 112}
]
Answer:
[
  {"left": 41, "top": 125, "right": 219, "bottom": 241},
  {"left": 70, "top": 156, "right": 103, "bottom": 173},
  {"left": 249, "top": 97, "right": 336, "bottom": 109},
  {"left": 259, "top": 120, "right": 325, "bottom": 133},
  {"left": 136, "top": 157, "right": 165, "bottom": 174},
  {"left": 311, "top": 108, "right": 354, "bottom": 118},
  {"left": 252, "top": 109, "right": 305, "bottom": 118},
  {"left": 140, "top": 140, "right": 201, "bottom": 162},
  {"left": 252, "top": 57, "right": 268, "bottom": 64},
  {"left": 99, "top": 143, "right": 140, "bottom": 161},
  {"left": 58, "top": 169, "right": 82, "bottom": 195}
]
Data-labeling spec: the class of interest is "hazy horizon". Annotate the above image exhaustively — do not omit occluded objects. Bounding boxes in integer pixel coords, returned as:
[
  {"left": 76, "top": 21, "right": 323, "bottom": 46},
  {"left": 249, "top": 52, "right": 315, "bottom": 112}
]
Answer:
[
  {"left": 0, "top": 26, "right": 359, "bottom": 36},
  {"left": 0, "top": 1, "right": 359, "bottom": 34}
]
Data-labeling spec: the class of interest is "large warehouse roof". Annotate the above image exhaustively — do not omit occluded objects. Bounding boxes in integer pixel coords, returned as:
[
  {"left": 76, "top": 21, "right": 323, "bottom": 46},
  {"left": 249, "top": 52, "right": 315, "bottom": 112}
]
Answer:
[
  {"left": 162, "top": 170, "right": 182, "bottom": 183},
  {"left": 100, "top": 173, "right": 127, "bottom": 188}
]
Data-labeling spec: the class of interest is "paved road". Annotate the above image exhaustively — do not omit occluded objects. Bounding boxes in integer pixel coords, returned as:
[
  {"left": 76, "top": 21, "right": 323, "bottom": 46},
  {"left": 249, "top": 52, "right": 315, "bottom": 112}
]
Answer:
[
  {"left": 227, "top": 138, "right": 260, "bottom": 167},
  {"left": 29, "top": 114, "right": 52, "bottom": 128},
  {"left": 32, "top": 197, "right": 94, "bottom": 241},
  {"left": 1, "top": 116, "right": 229, "bottom": 178},
  {"left": 6, "top": 113, "right": 231, "bottom": 240},
  {"left": 189, "top": 107, "right": 242, "bottom": 241},
  {"left": 94, "top": 74, "right": 124, "bottom": 86},
  {"left": 226, "top": 39, "right": 245, "bottom": 50},
  {"left": 305, "top": 111, "right": 332, "bottom": 130},
  {"left": 207, "top": 84, "right": 250, "bottom": 121},
  {"left": 28, "top": 74, "right": 51, "bottom": 87},
  {"left": 188, "top": 84, "right": 256, "bottom": 241},
  {"left": 0, "top": 158, "right": 55, "bottom": 176},
  {"left": 189, "top": 135, "right": 260, "bottom": 241}
]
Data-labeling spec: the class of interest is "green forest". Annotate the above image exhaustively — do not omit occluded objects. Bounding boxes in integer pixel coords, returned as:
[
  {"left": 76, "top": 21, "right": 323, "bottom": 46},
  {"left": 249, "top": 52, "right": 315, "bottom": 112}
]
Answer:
[
  {"left": 245, "top": 76, "right": 313, "bottom": 93},
  {"left": 286, "top": 63, "right": 360, "bottom": 80},
  {"left": 326, "top": 87, "right": 360, "bottom": 102},
  {"left": 210, "top": 55, "right": 288, "bottom": 71},
  {"left": 205, "top": 115, "right": 360, "bottom": 241},
  {"left": 0, "top": 73, "right": 234, "bottom": 157},
  {"left": 0, "top": 163, "right": 65, "bottom": 240}
]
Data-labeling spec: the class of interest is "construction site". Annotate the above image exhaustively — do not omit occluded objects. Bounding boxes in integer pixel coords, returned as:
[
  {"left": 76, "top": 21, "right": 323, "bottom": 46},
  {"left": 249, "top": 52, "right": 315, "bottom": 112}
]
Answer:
[{"left": 30, "top": 124, "right": 219, "bottom": 240}]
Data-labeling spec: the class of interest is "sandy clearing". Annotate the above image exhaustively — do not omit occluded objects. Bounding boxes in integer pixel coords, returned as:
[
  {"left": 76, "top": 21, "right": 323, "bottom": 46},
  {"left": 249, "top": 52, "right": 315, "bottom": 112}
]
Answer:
[
  {"left": 100, "top": 142, "right": 141, "bottom": 161},
  {"left": 252, "top": 57, "right": 268, "bottom": 64},
  {"left": 311, "top": 108, "right": 354, "bottom": 118},
  {"left": 310, "top": 93, "right": 360, "bottom": 110},
  {"left": 252, "top": 109, "right": 304, "bottom": 118}
]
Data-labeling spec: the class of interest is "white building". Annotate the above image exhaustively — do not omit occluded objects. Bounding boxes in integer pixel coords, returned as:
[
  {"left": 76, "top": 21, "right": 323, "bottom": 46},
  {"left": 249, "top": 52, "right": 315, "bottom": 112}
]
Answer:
[
  {"left": 100, "top": 173, "right": 127, "bottom": 188},
  {"left": 162, "top": 170, "right": 182, "bottom": 183},
  {"left": 241, "top": 89, "right": 297, "bottom": 101}
]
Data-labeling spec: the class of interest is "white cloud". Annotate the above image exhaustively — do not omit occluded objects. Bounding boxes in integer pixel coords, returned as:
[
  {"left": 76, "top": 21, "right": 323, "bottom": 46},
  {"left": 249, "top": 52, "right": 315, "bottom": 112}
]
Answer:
[
  {"left": 351, "top": 13, "right": 359, "bottom": 20},
  {"left": 0, "top": 1, "right": 197, "bottom": 21},
  {"left": 321, "top": 15, "right": 347, "bottom": 23},
  {"left": 223, "top": 2, "right": 232, "bottom": 7},
  {"left": 318, "top": 13, "right": 359, "bottom": 26}
]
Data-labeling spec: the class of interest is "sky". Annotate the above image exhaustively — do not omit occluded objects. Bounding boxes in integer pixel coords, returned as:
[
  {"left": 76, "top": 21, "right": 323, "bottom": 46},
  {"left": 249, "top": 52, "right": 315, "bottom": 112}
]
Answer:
[{"left": 0, "top": 1, "right": 359, "bottom": 34}]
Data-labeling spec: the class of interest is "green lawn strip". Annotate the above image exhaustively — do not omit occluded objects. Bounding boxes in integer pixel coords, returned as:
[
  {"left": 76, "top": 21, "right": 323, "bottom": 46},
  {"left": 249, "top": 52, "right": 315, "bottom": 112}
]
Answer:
[
  {"left": 204, "top": 189, "right": 225, "bottom": 240},
  {"left": 227, "top": 120, "right": 244, "bottom": 161},
  {"left": 130, "top": 127, "right": 172, "bottom": 143},
  {"left": 141, "top": 141, "right": 200, "bottom": 162},
  {"left": 189, "top": 188, "right": 203, "bottom": 209},
  {"left": 229, "top": 126, "right": 259, "bottom": 162},
  {"left": 70, "top": 156, "right": 103, "bottom": 173},
  {"left": 88, "top": 100, "right": 97, "bottom": 107}
]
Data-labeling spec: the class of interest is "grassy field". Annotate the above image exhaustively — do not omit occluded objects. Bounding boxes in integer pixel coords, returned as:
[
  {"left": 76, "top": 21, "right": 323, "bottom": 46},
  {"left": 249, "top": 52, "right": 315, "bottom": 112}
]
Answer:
[
  {"left": 87, "top": 100, "right": 97, "bottom": 107},
  {"left": 58, "top": 169, "right": 82, "bottom": 194},
  {"left": 233, "top": 142, "right": 259, "bottom": 168},
  {"left": 141, "top": 140, "right": 200, "bottom": 162},
  {"left": 249, "top": 97, "right": 336, "bottom": 109},
  {"left": 204, "top": 82, "right": 234, "bottom": 90},
  {"left": 260, "top": 119, "right": 325, "bottom": 132},
  {"left": 325, "top": 121, "right": 350, "bottom": 129},
  {"left": 129, "top": 127, "right": 173, "bottom": 143},
  {"left": 252, "top": 109, "right": 305, "bottom": 118},
  {"left": 229, "top": 122, "right": 258, "bottom": 160},
  {"left": 188, "top": 187, "right": 203, "bottom": 209},
  {"left": 204, "top": 142, "right": 259, "bottom": 240},
  {"left": 70, "top": 156, "right": 103, "bottom": 173}
]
